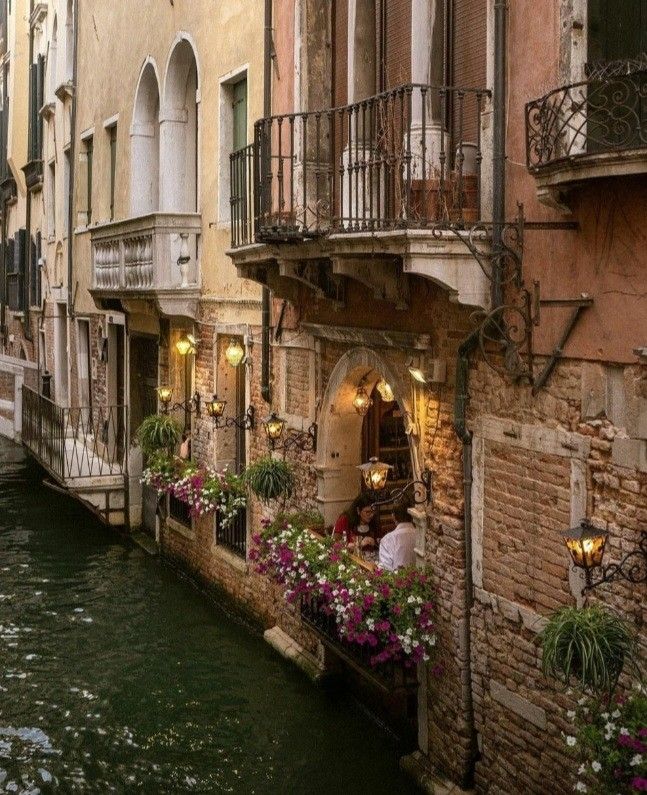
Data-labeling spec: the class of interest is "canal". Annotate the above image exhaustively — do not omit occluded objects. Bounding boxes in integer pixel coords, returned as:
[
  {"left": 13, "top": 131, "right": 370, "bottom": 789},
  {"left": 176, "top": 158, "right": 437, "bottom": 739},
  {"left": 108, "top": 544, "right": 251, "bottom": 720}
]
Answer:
[{"left": 0, "top": 438, "right": 417, "bottom": 793}]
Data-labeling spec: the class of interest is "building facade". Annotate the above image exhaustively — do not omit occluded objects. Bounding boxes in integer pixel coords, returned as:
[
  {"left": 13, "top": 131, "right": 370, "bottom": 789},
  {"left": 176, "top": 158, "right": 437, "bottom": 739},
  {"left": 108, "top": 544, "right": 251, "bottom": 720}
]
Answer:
[{"left": 3, "top": 1, "right": 646, "bottom": 793}]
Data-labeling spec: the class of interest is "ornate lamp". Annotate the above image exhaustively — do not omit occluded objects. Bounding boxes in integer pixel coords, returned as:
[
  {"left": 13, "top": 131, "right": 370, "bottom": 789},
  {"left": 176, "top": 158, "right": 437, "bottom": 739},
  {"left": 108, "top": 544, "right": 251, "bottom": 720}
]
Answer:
[
  {"left": 353, "top": 383, "right": 373, "bottom": 416},
  {"left": 157, "top": 386, "right": 173, "bottom": 411},
  {"left": 563, "top": 519, "right": 646, "bottom": 592},
  {"left": 376, "top": 378, "right": 395, "bottom": 403},
  {"left": 358, "top": 456, "right": 433, "bottom": 507},
  {"left": 176, "top": 333, "right": 197, "bottom": 356},
  {"left": 205, "top": 395, "right": 227, "bottom": 420},
  {"left": 225, "top": 339, "right": 245, "bottom": 367},
  {"left": 262, "top": 411, "right": 317, "bottom": 453}
]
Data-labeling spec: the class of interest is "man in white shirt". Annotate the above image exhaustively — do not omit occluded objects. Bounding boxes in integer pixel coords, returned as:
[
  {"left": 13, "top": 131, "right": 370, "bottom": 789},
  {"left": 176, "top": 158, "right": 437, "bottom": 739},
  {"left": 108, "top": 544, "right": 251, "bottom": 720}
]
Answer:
[{"left": 378, "top": 500, "right": 417, "bottom": 571}]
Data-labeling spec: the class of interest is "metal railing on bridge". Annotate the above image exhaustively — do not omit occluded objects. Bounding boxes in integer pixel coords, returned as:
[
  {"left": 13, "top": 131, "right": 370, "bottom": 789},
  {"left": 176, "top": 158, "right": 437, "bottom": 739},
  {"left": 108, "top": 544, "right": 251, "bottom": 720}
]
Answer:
[{"left": 22, "top": 386, "right": 127, "bottom": 482}]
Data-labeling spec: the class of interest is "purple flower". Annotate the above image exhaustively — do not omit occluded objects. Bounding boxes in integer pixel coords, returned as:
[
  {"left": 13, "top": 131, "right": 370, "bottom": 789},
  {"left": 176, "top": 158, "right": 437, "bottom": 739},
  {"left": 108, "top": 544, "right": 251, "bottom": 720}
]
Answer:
[{"left": 631, "top": 777, "right": 647, "bottom": 792}]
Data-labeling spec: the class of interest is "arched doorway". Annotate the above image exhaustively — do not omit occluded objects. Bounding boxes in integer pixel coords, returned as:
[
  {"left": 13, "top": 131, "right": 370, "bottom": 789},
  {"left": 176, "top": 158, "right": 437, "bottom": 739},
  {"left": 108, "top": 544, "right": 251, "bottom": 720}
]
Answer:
[
  {"left": 131, "top": 61, "right": 160, "bottom": 216},
  {"left": 160, "top": 37, "right": 199, "bottom": 213},
  {"left": 315, "top": 347, "right": 421, "bottom": 528}
]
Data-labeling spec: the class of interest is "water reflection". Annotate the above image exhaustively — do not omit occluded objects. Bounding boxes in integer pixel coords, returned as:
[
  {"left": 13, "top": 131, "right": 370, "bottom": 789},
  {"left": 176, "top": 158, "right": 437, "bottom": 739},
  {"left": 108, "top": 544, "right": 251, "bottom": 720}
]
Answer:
[{"left": 0, "top": 439, "right": 416, "bottom": 793}]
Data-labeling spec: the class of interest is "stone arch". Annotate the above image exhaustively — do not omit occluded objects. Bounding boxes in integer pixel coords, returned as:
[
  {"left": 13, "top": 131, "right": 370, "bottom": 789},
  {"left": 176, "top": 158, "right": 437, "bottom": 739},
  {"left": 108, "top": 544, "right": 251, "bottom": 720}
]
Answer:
[
  {"left": 160, "top": 34, "right": 199, "bottom": 213},
  {"left": 315, "top": 346, "right": 421, "bottom": 526},
  {"left": 130, "top": 60, "right": 160, "bottom": 216}
]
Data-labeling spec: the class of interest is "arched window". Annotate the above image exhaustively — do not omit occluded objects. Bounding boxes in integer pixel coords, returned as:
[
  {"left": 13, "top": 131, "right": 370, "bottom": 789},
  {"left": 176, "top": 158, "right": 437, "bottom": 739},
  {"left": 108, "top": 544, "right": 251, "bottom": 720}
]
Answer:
[
  {"left": 130, "top": 62, "right": 160, "bottom": 216},
  {"left": 160, "top": 38, "right": 198, "bottom": 213}
]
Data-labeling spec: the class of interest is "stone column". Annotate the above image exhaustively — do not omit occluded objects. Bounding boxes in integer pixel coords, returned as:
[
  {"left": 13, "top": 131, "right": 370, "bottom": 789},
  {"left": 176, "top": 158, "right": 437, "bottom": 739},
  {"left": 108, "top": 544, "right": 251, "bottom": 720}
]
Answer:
[{"left": 410, "top": 0, "right": 446, "bottom": 179}]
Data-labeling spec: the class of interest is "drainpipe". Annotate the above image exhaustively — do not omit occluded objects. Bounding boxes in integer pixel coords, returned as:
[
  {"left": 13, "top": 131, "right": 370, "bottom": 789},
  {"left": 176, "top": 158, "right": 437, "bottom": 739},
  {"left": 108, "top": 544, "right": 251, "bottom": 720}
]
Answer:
[
  {"left": 66, "top": 0, "right": 78, "bottom": 320},
  {"left": 260, "top": 0, "right": 272, "bottom": 403},
  {"left": 24, "top": 0, "right": 35, "bottom": 342},
  {"left": 491, "top": 0, "right": 507, "bottom": 309},
  {"left": 452, "top": 327, "right": 479, "bottom": 789}
]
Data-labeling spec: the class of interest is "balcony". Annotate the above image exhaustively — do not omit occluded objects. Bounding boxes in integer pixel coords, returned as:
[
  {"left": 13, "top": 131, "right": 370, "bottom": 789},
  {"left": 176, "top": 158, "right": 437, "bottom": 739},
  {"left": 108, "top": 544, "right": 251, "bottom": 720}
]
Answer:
[
  {"left": 21, "top": 386, "right": 127, "bottom": 525},
  {"left": 229, "top": 84, "right": 493, "bottom": 309},
  {"left": 526, "top": 57, "right": 647, "bottom": 209},
  {"left": 90, "top": 212, "right": 202, "bottom": 319}
]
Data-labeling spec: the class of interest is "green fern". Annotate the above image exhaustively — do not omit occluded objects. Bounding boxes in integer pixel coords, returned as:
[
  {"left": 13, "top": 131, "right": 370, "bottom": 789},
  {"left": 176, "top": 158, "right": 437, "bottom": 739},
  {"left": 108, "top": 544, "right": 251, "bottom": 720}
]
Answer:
[
  {"left": 243, "top": 457, "right": 295, "bottom": 503},
  {"left": 539, "top": 605, "right": 637, "bottom": 696},
  {"left": 136, "top": 414, "right": 182, "bottom": 457}
]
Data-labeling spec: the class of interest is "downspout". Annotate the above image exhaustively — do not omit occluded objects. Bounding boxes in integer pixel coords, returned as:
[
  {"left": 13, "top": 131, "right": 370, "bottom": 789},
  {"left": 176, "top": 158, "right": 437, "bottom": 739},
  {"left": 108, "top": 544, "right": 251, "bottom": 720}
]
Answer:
[
  {"left": 491, "top": 0, "right": 507, "bottom": 309},
  {"left": 261, "top": 0, "right": 272, "bottom": 403},
  {"left": 66, "top": 0, "right": 78, "bottom": 320},
  {"left": 24, "top": 0, "right": 34, "bottom": 342},
  {"left": 452, "top": 328, "right": 479, "bottom": 790}
]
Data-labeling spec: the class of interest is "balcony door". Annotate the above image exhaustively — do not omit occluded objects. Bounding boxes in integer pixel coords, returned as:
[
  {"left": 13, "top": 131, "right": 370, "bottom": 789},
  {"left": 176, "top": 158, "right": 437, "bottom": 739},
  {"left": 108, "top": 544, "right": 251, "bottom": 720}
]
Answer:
[
  {"left": 587, "top": 0, "right": 647, "bottom": 152},
  {"left": 129, "top": 334, "right": 159, "bottom": 443}
]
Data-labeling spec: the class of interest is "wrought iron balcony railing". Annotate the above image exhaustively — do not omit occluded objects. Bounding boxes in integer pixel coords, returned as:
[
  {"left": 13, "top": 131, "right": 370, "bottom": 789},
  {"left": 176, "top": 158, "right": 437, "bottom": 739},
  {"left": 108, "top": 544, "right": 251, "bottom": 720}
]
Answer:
[
  {"left": 90, "top": 212, "right": 201, "bottom": 293},
  {"left": 230, "top": 83, "right": 489, "bottom": 248},
  {"left": 526, "top": 60, "right": 647, "bottom": 170},
  {"left": 22, "top": 386, "right": 127, "bottom": 482},
  {"left": 215, "top": 507, "right": 247, "bottom": 559}
]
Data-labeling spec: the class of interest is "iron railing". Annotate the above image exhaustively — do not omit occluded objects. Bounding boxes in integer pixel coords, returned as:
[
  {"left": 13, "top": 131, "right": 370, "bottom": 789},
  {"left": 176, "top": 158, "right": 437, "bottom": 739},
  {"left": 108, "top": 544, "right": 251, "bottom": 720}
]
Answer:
[
  {"left": 526, "top": 61, "right": 647, "bottom": 169},
  {"left": 230, "top": 83, "right": 489, "bottom": 247},
  {"left": 215, "top": 507, "right": 247, "bottom": 559},
  {"left": 169, "top": 493, "right": 192, "bottom": 527},
  {"left": 300, "top": 594, "right": 417, "bottom": 692},
  {"left": 22, "top": 386, "right": 127, "bottom": 481}
]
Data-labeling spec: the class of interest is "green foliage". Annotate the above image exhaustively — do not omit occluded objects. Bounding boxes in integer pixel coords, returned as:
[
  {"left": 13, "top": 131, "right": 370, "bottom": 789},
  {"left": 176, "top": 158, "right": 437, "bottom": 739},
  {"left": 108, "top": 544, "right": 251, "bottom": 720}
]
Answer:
[
  {"left": 243, "top": 457, "right": 295, "bottom": 503},
  {"left": 273, "top": 509, "right": 325, "bottom": 533},
  {"left": 136, "top": 414, "right": 182, "bottom": 456},
  {"left": 539, "top": 606, "right": 638, "bottom": 696}
]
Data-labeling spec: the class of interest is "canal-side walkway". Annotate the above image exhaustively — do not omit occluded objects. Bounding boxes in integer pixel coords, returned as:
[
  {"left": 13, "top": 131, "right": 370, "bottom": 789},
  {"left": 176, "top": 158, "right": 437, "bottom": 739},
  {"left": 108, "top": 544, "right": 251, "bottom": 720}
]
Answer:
[{"left": 0, "top": 438, "right": 418, "bottom": 793}]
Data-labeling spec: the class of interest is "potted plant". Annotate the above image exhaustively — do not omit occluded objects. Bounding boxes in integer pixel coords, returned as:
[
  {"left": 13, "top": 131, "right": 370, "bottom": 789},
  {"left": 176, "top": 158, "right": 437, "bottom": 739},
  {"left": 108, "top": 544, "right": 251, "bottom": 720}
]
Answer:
[
  {"left": 136, "top": 414, "right": 182, "bottom": 457},
  {"left": 243, "top": 456, "right": 295, "bottom": 504},
  {"left": 539, "top": 605, "right": 638, "bottom": 696}
]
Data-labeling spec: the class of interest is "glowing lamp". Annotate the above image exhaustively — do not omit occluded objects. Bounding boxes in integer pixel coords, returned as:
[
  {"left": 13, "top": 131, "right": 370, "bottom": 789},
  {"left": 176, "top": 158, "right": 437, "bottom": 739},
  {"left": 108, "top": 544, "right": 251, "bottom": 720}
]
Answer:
[
  {"left": 376, "top": 378, "right": 395, "bottom": 403},
  {"left": 263, "top": 412, "right": 286, "bottom": 447},
  {"left": 176, "top": 334, "right": 196, "bottom": 356},
  {"left": 564, "top": 520, "right": 608, "bottom": 573},
  {"left": 352, "top": 384, "right": 373, "bottom": 416},
  {"left": 225, "top": 339, "right": 245, "bottom": 368},
  {"left": 358, "top": 457, "right": 393, "bottom": 492},
  {"left": 157, "top": 386, "right": 173, "bottom": 405},
  {"left": 206, "top": 395, "right": 227, "bottom": 419}
]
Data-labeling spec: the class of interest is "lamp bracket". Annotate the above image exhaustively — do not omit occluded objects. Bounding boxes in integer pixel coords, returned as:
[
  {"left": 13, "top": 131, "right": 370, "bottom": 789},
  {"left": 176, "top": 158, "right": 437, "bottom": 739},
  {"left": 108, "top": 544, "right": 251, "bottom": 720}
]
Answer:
[
  {"left": 213, "top": 405, "right": 255, "bottom": 431},
  {"left": 369, "top": 469, "right": 433, "bottom": 508},
  {"left": 270, "top": 423, "right": 318, "bottom": 454},
  {"left": 581, "top": 531, "right": 647, "bottom": 593}
]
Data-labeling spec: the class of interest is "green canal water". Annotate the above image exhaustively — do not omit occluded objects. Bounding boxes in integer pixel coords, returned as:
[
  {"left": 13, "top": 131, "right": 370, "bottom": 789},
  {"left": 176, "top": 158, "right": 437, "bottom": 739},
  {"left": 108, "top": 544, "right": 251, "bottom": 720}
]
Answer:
[{"left": 0, "top": 438, "right": 418, "bottom": 793}]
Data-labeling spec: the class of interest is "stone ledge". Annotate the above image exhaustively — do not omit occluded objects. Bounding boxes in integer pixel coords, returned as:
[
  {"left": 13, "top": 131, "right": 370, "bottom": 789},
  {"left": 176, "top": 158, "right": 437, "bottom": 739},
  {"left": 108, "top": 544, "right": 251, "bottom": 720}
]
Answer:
[
  {"left": 400, "top": 750, "right": 474, "bottom": 795},
  {"left": 264, "top": 625, "right": 325, "bottom": 682},
  {"left": 490, "top": 680, "right": 547, "bottom": 730},
  {"left": 210, "top": 543, "right": 248, "bottom": 573},
  {"left": 165, "top": 518, "right": 195, "bottom": 541},
  {"left": 475, "top": 417, "right": 590, "bottom": 460},
  {"left": 474, "top": 587, "right": 547, "bottom": 634}
]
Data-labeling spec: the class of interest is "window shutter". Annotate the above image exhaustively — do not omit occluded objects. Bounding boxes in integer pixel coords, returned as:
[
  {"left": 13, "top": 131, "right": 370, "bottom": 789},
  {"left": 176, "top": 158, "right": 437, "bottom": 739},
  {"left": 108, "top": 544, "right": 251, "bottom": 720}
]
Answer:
[
  {"left": 5, "top": 235, "right": 14, "bottom": 274},
  {"left": 36, "top": 54, "right": 44, "bottom": 156},
  {"left": 28, "top": 62, "right": 37, "bottom": 161},
  {"left": 232, "top": 78, "right": 247, "bottom": 152}
]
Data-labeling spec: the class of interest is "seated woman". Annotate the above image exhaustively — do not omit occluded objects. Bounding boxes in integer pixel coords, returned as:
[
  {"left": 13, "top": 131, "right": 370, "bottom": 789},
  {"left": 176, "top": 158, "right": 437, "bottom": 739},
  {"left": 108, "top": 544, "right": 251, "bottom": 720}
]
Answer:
[{"left": 333, "top": 494, "right": 378, "bottom": 548}]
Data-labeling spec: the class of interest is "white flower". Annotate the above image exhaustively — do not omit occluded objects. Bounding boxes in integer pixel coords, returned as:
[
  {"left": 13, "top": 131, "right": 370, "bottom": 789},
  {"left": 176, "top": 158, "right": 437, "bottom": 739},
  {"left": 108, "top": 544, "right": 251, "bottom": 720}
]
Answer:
[
  {"left": 620, "top": 727, "right": 630, "bottom": 736},
  {"left": 591, "top": 761, "right": 601, "bottom": 773},
  {"left": 567, "top": 710, "right": 576, "bottom": 720},
  {"left": 574, "top": 783, "right": 587, "bottom": 793},
  {"left": 578, "top": 697, "right": 588, "bottom": 706},
  {"left": 630, "top": 755, "right": 643, "bottom": 767},
  {"left": 578, "top": 764, "right": 586, "bottom": 775},
  {"left": 565, "top": 736, "right": 577, "bottom": 747},
  {"left": 600, "top": 712, "right": 609, "bottom": 720}
]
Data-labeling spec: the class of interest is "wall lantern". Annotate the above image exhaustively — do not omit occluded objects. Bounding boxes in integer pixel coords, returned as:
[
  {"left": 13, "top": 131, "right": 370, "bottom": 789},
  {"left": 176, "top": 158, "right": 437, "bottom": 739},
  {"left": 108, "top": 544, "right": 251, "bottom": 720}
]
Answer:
[
  {"left": 157, "top": 385, "right": 201, "bottom": 417},
  {"left": 353, "top": 382, "right": 373, "bottom": 416},
  {"left": 263, "top": 411, "right": 317, "bottom": 453},
  {"left": 225, "top": 339, "right": 245, "bottom": 368},
  {"left": 376, "top": 378, "right": 395, "bottom": 403},
  {"left": 176, "top": 333, "right": 197, "bottom": 357},
  {"left": 206, "top": 394, "right": 255, "bottom": 430},
  {"left": 358, "top": 456, "right": 433, "bottom": 507},
  {"left": 564, "top": 519, "right": 647, "bottom": 592}
]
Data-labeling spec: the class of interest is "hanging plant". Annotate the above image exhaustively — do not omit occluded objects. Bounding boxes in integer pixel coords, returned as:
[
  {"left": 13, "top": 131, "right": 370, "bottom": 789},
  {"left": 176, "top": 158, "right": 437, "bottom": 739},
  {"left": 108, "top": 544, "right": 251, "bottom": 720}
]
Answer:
[
  {"left": 539, "top": 605, "right": 638, "bottom": 696},
  {"left": 136, "top": 414, "right": 182, "bottom": 457},
  {"left": 243, "top": 457, "right": 295, "bottom": 503}
]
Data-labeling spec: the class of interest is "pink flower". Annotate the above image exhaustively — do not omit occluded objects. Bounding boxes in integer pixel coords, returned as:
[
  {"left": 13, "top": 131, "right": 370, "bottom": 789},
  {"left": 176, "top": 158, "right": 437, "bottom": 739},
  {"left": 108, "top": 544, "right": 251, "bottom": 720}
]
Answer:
[{"left": 631, "top": 777, "right": 647, "bottom": 792}]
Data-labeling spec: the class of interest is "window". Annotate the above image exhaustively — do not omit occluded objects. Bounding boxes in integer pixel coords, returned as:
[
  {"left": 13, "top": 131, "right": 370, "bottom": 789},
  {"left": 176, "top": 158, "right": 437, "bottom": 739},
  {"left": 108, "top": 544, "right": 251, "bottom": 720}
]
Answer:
[
  {"left": 29, "top": 230, "right": 41, "bottom": 308},
  {"left": 108, "top": 124, "right": 117, "bottom": 220},
  {"left": 218, "top": 71, "right": 247, "bottom": 223},
  {"left": 80, "top": 134, "right": 93, "bottom": 225},
  {"left": 48, "top": 161, "right": 56, "bottom": 237},
  {"left": 28, "top": 55, "right": 45, "bottom": 162},
  {"left": 63, "top": 147, "right": 70, "bottom": 234},
  {"left": 588, "top": 0, "right": 646, "bottom": 64}
]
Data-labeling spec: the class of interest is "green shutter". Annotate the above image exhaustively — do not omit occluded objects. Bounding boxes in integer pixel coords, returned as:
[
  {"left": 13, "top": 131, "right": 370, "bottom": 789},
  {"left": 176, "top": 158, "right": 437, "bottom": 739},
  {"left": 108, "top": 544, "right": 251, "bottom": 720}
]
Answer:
[
  {"left": 588, "top": 0, "right": 645, "bottom": 62},
  {"left": 232, "top": 78, "right": 247, "bottom": 152}
]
